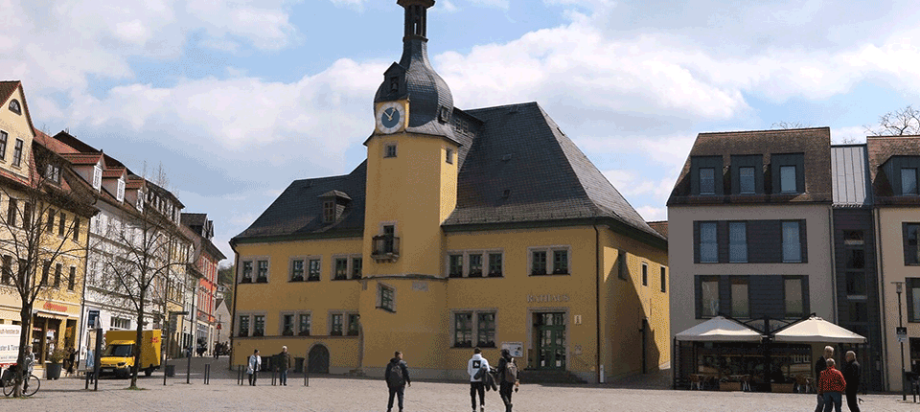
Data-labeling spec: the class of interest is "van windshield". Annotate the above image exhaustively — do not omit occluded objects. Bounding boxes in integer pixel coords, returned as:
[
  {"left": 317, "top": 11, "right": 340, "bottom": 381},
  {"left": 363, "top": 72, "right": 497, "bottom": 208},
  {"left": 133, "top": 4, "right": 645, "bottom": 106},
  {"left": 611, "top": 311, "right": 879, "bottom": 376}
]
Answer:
[{"left": 103, "top": 344, "right": 134, "bottom": 357}]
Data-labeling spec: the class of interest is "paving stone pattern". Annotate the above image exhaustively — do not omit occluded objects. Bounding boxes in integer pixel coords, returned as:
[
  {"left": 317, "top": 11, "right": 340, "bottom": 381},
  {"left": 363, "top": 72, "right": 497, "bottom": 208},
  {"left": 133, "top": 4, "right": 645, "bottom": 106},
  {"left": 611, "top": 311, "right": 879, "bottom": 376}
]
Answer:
[{"left": 6, "top": 358, "right": 918, "bottom": 412}]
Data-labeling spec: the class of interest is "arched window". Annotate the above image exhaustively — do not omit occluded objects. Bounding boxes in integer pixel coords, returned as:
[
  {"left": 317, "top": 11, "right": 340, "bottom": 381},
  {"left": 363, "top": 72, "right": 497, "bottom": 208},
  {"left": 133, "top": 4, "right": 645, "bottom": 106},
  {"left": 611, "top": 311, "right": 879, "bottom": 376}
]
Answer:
[{"left": 8, "top": 100, "right": 21, "bottom": 115}]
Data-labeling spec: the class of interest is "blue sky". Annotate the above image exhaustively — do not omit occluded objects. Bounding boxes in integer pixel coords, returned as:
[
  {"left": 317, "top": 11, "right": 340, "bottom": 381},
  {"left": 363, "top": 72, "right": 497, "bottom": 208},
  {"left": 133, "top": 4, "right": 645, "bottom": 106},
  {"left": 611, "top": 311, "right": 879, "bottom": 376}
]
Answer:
[{"left": 4, "top": 0, "right": 919, "bottom": 261}]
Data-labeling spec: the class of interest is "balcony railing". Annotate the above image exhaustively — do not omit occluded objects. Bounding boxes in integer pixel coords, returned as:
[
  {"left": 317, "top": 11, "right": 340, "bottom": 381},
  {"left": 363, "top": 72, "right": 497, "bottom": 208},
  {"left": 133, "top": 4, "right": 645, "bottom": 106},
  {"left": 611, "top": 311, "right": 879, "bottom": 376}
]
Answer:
[{"left": 372, "top": 235, "right": 400, "bottom": 262}]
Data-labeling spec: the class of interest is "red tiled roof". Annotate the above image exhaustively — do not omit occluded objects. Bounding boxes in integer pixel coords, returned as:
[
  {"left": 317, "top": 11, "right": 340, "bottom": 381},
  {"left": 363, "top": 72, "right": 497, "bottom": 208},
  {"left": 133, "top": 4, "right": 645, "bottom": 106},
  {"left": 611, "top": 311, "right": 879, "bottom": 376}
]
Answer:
[
  {"left": 102, "top": 168, "right": 126, "bottom": 178},
  {"left": 646, "top": 221, "right": 668, "bottom": 239},
  {"left": 60, "top": 153, "right": 102, "bottom": 165},
  {"left": 125, "top": 179, "right": 145, "bottom": 190}
]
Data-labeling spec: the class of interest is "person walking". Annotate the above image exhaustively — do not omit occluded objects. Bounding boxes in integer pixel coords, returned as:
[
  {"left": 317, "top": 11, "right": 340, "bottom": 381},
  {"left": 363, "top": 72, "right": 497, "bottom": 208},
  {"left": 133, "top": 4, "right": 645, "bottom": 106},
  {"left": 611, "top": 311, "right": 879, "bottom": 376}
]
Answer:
[
  {"left": 278, "top": 346, "right": 293, "bottom": 386},
  {"left": 247, "top": 349, "right": 262, "bottom": 386},
  {"left": 842, "top": 351, "right": 861, "bottom": 412},
  {"left": 815, "top": 346, "right": 834, "bottom": 412},
  {"left": 22, "top": 345, "right": 35, "bottom": 393},
  {"left": 496, "top": 349, "right": 520, "bottom": 412},
  {"left": 468, "top": 348, "right": 491, "bottom": 412},
  {"left": 819, "top": 358, "right": 847, "bottom": 412},
  {"left": 214, "top": 342, "right": 220, "bottom": 360},
  {"left": 384, "top": 351, "right": 411, "bottom": 412}
]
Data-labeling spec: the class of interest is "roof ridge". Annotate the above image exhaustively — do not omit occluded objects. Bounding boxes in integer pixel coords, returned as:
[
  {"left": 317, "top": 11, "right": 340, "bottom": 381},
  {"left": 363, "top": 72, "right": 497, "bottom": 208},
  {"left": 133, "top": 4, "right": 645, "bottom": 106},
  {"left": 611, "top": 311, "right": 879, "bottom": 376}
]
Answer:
[
  {"left": 465, "top": 101, "right": 539, "bottom": 113},
  {"left": 699, "top": 126, "right": 830, "bottom": 136}
]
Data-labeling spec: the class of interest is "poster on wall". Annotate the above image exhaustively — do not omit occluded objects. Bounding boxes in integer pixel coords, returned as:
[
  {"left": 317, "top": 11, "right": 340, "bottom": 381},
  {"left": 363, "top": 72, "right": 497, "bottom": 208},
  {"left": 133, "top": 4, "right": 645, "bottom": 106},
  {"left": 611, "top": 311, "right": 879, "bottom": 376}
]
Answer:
[
  {"left": 0, "top": 325, "right": 22, "bottom": 366},
  {"left": 501, "top": 342, "right": 523, "bottom": 358}
]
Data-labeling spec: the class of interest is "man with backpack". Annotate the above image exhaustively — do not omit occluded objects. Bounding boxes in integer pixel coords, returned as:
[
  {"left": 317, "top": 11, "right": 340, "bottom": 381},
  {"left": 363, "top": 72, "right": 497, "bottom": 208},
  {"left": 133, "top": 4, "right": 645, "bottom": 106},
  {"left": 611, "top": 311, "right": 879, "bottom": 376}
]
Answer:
[
  {"left": 385, "top": 351, "right": 411, "bottom": 412},
  {"left": 497, "top": 348, "right": 520, "bottom": 412},
  {"left": 468, "top": 348, "right": 491, "bottom": 412}
]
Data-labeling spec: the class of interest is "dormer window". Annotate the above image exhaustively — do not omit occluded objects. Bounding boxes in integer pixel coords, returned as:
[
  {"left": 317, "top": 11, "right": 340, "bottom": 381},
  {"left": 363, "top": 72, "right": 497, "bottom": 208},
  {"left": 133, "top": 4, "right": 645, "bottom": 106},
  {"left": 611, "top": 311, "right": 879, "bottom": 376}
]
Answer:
[
  {"left": 117, "top": 179, "right": 126, "bottom": 202},
  {"left": 389, "top": 77, "right": 399, "bottom": 93},
  {"left": 8, "top": 100, "right": 21, "bottom": 115},
  {"left": 699, "top": 168, "right": 715, "bottom": 195},
  {"left": 92, "top": 165, "right": 102, "bottom": 190},
  {"left": 323, "top": 201, "right": 335, "bottom": 223},
  {"left": 902, "top": 168, "right": 919, "bottom": 195},
  {"left": 780, "top": 166, "right": 797, "bottom": 193},
  {"left": 44, "top": 163, "right": 61, "bottom": 184}
]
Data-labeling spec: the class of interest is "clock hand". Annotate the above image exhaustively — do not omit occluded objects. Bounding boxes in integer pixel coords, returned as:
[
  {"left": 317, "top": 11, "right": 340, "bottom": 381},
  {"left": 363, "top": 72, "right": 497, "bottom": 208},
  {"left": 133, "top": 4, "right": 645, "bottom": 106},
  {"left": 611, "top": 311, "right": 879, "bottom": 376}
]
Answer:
[{"left": 385, "top": 109, "right": 395, "bottom": 121}]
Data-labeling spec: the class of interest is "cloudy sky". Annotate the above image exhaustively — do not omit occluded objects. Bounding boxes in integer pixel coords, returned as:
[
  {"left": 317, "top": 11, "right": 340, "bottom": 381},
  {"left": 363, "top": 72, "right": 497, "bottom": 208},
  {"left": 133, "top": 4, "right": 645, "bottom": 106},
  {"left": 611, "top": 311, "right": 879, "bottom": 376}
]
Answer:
[{"left": 4, "top": 0, "right": 918, "bottom": 262}]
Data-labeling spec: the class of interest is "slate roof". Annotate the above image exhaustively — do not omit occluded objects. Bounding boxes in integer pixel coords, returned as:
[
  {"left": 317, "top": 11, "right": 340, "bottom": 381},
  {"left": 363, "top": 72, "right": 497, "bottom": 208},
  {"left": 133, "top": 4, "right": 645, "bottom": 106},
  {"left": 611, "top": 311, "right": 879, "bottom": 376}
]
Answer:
[
  {"left": 831, "top": 144, "right": 873, "bottom": 208},
  {"left": 668, "top": 127, "right": 833, "bottom": 205},
  {"left": 867, "top": 135, "right": 920, "bottom": 205},
  {"left": 181, "top": 213, "right": 208, "bottom": 228},
  {"left": 235, "top": 102, "right": 663, "bottom": 244}
]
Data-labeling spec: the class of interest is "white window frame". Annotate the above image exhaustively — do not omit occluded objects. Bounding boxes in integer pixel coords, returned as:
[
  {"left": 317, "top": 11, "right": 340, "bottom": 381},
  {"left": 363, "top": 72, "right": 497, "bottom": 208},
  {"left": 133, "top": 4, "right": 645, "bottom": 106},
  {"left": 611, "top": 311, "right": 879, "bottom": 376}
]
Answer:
[
  {"left": 92, "top": 164, "right": 102, "bottom": 190},
  {"left": 116, "top": 179, "right": 126, "bottom": 202},
  {"left": 279, "top": 311, "right": 297, "bottom": 336},
  {"left": 445, "top": 249, "right": 504, "bottom": 278},
  {"left": 527, "top": 246, "right": 572, "bottom": 276},
  {"left": 377, "top": 282, "right": 397, "bottom": 312}
]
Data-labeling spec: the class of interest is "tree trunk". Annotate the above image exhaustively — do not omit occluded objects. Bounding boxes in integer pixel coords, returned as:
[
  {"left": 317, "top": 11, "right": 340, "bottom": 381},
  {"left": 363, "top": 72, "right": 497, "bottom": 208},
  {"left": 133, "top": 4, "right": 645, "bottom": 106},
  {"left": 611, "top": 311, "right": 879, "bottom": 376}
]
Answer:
[
  {"left": 131, "top": 298, "right": 144, "bottom": 388},
  {"left": 14, "top": 304, "right": 33, "bottom": 397}
]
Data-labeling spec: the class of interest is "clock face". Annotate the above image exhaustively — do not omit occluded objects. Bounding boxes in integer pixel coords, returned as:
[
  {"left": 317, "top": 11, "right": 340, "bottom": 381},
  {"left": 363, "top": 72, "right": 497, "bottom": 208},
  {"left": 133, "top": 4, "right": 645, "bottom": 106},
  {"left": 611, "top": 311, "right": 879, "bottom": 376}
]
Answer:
[{"left": 376, "top": 101, "right": 406, "bottom": 134}]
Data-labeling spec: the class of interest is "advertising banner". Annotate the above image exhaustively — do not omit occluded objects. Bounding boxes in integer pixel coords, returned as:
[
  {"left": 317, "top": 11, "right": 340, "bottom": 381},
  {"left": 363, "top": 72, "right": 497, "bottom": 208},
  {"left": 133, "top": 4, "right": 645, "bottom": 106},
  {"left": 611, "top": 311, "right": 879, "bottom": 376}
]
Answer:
[{"left": 0, "top": 325, "right": 22, "bottom": 366}]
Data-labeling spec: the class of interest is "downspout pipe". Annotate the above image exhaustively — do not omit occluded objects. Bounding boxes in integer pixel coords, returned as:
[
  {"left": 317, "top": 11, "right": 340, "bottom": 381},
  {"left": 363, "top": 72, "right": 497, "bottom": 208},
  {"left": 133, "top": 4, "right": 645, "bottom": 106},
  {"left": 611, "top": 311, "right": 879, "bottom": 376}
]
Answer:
[
  {"left": 593, "top": 222, "right": 602, "bottom": 384},
  {"left": 875, "top": 208, "right": 889, "bottom": 391}
]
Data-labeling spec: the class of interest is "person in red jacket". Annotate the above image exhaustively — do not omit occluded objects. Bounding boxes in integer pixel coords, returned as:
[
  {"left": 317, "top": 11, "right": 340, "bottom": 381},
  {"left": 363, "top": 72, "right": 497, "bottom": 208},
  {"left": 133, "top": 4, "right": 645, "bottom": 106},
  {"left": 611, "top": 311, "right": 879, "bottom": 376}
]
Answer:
[{"left": 818, "top": 358, "right": 847, "bottom": 412}]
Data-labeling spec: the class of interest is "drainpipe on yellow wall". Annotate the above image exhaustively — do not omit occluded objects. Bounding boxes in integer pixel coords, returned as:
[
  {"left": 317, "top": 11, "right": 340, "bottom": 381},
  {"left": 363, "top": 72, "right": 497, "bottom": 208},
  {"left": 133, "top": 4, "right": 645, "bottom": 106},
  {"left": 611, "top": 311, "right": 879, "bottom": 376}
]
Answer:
[{"left": 593, "top": 222, "right": 602, "bottom": 384}]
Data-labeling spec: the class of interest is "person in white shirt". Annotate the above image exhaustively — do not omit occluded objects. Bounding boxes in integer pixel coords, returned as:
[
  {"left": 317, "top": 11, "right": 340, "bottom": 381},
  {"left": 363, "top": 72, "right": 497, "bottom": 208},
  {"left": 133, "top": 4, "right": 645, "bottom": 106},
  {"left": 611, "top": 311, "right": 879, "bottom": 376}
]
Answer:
[
  {"left": 467, "top": 347, "right": 491, "bottom": 412},
  {"left": 247, "top": 349, "right": 261, "bottom": 386}
]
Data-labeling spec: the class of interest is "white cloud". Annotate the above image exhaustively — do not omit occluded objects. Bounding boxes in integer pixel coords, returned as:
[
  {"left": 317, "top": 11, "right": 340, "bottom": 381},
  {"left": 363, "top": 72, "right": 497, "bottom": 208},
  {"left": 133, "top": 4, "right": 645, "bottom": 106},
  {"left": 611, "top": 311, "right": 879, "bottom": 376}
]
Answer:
[
  {"left": 466, "top": 0, "right": 509, "bottom": 10},
  {"left": 329, "top": 0, "right": 366, "bottom": 9},
  {"left": 636, "top": 206, "right": 667, "bottom": 222},
  {"left": 603, "top": 170, "right": 675, "bottom": 204}
]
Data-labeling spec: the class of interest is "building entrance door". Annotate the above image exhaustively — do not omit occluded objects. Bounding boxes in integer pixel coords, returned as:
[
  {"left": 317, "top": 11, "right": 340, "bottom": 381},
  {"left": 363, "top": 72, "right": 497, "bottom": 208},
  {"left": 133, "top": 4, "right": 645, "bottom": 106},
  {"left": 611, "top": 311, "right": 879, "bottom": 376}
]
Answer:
[
  {"left": 307, "top": 345, "right": 330, "bottom": 374},
  {"left": 535, "top": 313, "right": 566, "bottom": 370}
]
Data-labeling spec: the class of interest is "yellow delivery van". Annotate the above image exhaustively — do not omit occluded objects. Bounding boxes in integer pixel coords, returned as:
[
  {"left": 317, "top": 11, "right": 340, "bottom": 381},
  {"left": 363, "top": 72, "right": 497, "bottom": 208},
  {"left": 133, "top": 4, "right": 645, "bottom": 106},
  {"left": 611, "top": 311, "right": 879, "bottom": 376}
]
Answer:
[{"left": 100, "top": 330, "right": 161, "bottom": 378}]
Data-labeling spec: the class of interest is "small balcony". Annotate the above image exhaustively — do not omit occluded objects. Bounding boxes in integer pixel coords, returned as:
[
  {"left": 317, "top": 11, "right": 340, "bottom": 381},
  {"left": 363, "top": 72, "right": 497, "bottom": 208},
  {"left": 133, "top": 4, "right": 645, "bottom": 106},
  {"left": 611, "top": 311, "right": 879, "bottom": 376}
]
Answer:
[{"left": 372, "top": 235, "right": 400, "bottom": 262}]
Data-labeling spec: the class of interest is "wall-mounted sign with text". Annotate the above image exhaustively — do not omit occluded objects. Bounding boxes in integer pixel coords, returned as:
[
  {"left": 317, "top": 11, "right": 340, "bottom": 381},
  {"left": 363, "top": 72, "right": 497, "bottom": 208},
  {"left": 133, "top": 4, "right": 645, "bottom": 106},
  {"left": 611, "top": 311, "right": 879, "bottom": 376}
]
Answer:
[{"left": 526, "top": 294, "right": 570, "bottom": 303}]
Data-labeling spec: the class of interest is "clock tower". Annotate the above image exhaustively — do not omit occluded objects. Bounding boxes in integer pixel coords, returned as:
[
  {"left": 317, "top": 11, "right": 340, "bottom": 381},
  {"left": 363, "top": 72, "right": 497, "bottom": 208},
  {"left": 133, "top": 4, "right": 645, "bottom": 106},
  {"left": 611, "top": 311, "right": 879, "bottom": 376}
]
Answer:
[{"left": 363, "top": 0, "right": 458, "bottom": 277}]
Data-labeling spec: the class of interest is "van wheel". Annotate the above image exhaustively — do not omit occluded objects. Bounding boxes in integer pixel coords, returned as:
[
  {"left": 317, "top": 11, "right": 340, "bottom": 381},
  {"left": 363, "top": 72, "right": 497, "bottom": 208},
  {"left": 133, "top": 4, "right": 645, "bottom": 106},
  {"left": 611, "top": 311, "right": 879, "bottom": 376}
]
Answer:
[{"left": 144, "top": 368, "right": 153, "bottom": 377}]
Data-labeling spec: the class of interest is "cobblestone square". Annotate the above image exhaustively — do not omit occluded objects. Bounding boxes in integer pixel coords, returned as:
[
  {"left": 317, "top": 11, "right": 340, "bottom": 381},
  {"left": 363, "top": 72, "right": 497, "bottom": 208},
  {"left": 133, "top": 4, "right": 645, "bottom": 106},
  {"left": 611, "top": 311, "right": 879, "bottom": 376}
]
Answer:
[{"left": 5, "top": 359, "right": 918, "bottom": 412}]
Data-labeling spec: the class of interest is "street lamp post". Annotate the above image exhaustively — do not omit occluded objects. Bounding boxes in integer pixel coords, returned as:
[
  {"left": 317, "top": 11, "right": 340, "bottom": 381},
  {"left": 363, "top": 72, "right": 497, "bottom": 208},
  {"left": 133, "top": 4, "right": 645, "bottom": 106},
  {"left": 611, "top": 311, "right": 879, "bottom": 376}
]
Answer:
[{"left": 895, "top": 281, "right": 907, "bottom": 401}]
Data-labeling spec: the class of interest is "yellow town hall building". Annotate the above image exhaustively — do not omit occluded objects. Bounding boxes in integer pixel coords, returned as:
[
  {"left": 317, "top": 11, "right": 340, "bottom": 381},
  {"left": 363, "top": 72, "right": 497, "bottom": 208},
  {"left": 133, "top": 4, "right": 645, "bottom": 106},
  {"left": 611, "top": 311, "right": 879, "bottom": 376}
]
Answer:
[{"left": 230, "top": 0, "right": 668, "bottom": 383}]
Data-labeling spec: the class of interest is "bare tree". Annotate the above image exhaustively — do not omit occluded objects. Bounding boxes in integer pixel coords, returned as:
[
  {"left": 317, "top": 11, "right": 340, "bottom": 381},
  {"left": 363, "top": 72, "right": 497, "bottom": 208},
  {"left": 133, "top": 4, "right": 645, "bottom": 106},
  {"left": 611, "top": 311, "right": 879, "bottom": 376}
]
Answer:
[
  {"left": 93, "top": 199, "right": 188, "bottom": 388},
  {"left": 0, "top": 146, "right": 95, "bottom": 396},
  {"left": 772, "top": 121, "right": 810, "bottom": 129},
  {"left": 866, "top": 105, "right": 920, "bottom": 136}
]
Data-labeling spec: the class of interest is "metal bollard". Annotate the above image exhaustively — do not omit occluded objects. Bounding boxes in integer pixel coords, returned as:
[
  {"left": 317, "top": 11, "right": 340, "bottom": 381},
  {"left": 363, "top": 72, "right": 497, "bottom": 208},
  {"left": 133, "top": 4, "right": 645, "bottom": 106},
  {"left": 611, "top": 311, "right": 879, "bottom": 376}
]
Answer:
[
  {"left": 204, "top": 364, "right": 210, "bottom": 385},
  {"left": 238, "top": 365, "right": 244, "bottom": 386},
  {"left": 304, "top": 366, "right": 309, "bottom": 387},
  {"left": 271, "top": 367, "right": 277, "bottom": 386}
]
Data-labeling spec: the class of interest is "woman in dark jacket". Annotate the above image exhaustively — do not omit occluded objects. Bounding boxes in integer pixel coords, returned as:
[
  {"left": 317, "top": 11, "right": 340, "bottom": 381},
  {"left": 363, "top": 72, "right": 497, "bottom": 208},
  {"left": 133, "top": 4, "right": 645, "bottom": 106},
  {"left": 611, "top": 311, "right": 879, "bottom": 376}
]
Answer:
[{"left": 496, "top": 349, "right": 520, "bottom": 412}]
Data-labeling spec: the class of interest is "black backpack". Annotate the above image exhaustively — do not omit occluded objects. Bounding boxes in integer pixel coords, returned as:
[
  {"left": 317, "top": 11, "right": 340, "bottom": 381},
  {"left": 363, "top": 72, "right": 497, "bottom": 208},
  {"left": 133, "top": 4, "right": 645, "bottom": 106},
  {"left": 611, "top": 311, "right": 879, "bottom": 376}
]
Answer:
[
  {"left": 503, "top": 359, "right": 518, "bottom": 383},
  {"left": 387, "top": 361, "right": 405, "bottom": 387}
]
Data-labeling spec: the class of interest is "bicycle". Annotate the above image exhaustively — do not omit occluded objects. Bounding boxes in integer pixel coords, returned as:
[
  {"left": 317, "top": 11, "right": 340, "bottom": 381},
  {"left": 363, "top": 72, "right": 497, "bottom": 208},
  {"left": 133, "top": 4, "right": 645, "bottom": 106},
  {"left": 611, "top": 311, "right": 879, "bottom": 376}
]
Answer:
[{"left": 1, "top": 365, "right": 40, "bottom": 397}]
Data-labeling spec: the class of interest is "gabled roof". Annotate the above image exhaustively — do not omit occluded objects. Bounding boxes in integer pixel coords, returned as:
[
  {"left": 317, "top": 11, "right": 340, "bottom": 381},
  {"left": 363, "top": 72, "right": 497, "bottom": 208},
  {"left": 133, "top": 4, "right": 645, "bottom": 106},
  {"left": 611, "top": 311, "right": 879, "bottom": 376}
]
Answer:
[
  {"left": 831, "top": 144, "right": 873, "bottom": 208},
  {"left": 235, "top": 102, "right": 664, "bottom": 246},
  {"left": 60, "top": 153, "right": 103, "bottom": 165},
  {"left": 866, "top": 135, "right": 920, "bottom": 205},
  {"left": 102, "top": 168, "right": 126, "bottom": 179},
  {"left": 0, "top": 81, "right": 37, "bottom": 137},
  {"left": 668, "top": 127, "right": 833, "bottom": 205}
]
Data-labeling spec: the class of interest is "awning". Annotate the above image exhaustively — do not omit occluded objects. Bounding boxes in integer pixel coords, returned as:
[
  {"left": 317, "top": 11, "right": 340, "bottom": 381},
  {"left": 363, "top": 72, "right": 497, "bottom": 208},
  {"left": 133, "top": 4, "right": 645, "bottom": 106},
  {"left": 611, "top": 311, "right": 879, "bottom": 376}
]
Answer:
[
  {"left": 773, "top": 316, "right": 866, "bottom": 344},
  {"left": 675, "top": 316, "right": 764, "bottom": 342}
]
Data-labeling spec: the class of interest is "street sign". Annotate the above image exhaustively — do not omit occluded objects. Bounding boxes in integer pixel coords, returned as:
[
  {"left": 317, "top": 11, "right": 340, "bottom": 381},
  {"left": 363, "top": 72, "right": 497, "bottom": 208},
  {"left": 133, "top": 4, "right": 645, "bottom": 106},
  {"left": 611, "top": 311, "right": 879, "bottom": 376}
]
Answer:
[{"left": 897, "top": 326, "right": 907, "bottom": 343}]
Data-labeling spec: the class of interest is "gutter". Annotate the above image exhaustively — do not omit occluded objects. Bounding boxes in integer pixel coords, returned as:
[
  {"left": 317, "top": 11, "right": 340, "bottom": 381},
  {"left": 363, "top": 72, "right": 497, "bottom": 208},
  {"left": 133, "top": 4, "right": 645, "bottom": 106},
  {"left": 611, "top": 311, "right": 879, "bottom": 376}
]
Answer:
[
  {"left": 593, "top": 222, "right": 602, "bottom": 384},
  {"left": 828, "top": 208, "right": 837, "bottom": 323}
]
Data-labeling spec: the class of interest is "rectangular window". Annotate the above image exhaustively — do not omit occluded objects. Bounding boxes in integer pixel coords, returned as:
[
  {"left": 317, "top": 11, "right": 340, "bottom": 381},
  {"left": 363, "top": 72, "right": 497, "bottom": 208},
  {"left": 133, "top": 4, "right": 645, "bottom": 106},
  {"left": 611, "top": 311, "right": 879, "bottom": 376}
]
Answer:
[
  {"left": 12, "top": 139, "right": 22, "bottom": 167},
  {"left": 617, "top": 250, "right": 628, "bottom": 280},
  {"left": 21, "top": 202, "right": 30, "bottom": 230},
  {"left": 68, "top": 266, "right": 76, "bottom": 290},
  {"left": 347, "top": 314, "right": 360, "bottom": 336},
  {"left": 531, "top": 251, "right": 547, "bottom": 275},
  {"left": 59, "top": 213, "right": 66, "bottom": 237},
  {"left": 468, "top": 254, "right": 483, "bottom": 277},
  {"left": 448, "top": 254, "right": 463, "bottom": 278},
  {"left": 253, "top": 315, "right": 265, "bottom": 337},
  {"left": 291, "top": 259, "right": 304, "bottom": 281},
  {"left": 477, "top": 312, "right": 496, "bottom": 348},
  {"left": 906, "top": 224, "right": 920, "bottom": 265},
  {"left": 446, "top": 148, "right": 454, "bottom": 164},
  {"left": 384, "top": 144, "right": 397, "bottom": 158},
  {"left": 351, "top": 257, "right": 363, "bottom": 279},
  {"left": 323, "top": 201, "right": 335, "bottom": 223},
  {"left": 909, "top": 278, "right": 920, "bottom": 322},
  {"left": 454, "top": 313, "right": 473, "bottom": 347},
  {"left": 660, "top": 267, "right": 667, "bottom": 293},
  {"left": 699, "top": 168, "right": 715, "bottom": 195},
  {"left": 92, "top": 165, "right": 102, "bottom": 189},
  {"left": 257, "top": 260, "right": 268, "bottom": 283},
  {"left": 699, "top": 222, "right": 718, "bottom": 263},
  {"left": 0, "top": 131, "right": 7, "bottom": 160},
  {"left": 846, "top": 271, "right": 866, "bottom": 296},
  {"left": 282, "top": 315, "right": 295, "bottom": 336},
  {"left": 739, "top": 167, "right": 755, "bottom": 194},
  {"left": 47, "top": 210, "right": 55, "bottom": 232},
  {"left": 334, "top": 258, "right": 348, "bottom": 280},
  {"left": 700, "top": 276, "right": 720, "bottom": 318},
  {"left": 307, "top": 259, "right": 321, "bottom": 281},
  {"left": 488, "top": 253, "right": 503, "bottom": 277},
  {"left": 117, "top": 180, "right": 125, "bottom": 201},
  {"left": 782, "top": 221, "right": 802, "bottom": 263},
  {"left": 7, "top": 198, "right": 16, "bottom": 227},
  {"left": 41, "top": 260, "right": 50, "bottom": 286},
  {"left": 730, "top": 277, "right": 750, "bottom": 318},
  {"left": 1, "top": 256, "right": 11, "bottom": 285},
  {"left": 729, "top": 222, "right": 748, "bottom": 263},
  {"left": 73, "top": 218, "right": 80, "bottom": 241},
  {"left": 241, "top": 261, "right": 253, "bottom": 283},
  {"left": 553, "top": 250, "right": 569, "bottom": 274},
  {"left": 54, "top": 263, "right": 62, "bottom": 288},
  {"left": 903, "top": 168, "right": 919, "bottom": 195},
  {"left": 784, "top": 277, "right": 804, "bottom": 318},
  {"left": 780, "top": 165, "right": 797, "bottom": 193},
  {"left": 641, "top": 263, "right": 648, "bottom": 286},
  {"left": 330, "top": 314, "right": 344, "bottom": 336},
  {"left": 238, "top": 316, "right": 250, "bottom": 337},
  {"left": 380, "top": 285, "right": 395, "bottom": 312},
  {"left": 298, "top": 314, "right": 311, "bottom": 336}
]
